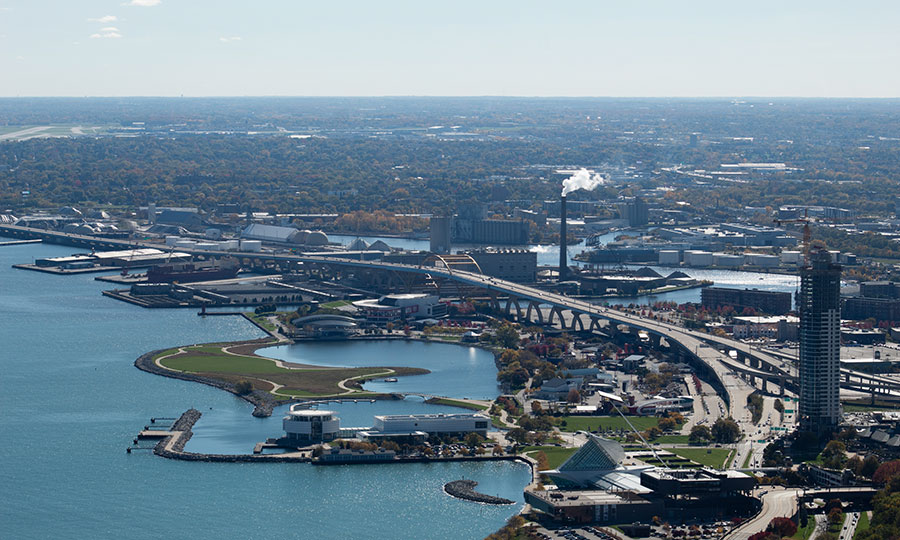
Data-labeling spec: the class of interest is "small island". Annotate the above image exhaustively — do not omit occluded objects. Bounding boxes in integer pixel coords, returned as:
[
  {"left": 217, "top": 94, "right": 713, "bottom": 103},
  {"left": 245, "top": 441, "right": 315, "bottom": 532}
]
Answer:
[{"left": 443, "top": 480, "right": 515, "bottom": 505}]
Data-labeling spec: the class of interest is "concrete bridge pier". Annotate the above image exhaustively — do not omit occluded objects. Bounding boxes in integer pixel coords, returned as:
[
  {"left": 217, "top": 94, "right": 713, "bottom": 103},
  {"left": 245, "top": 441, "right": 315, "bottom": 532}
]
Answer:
[
  {"left": 548, "top": 306, "right": 564, "bottom": 327},
  {"left": 570, "top": 312, "right": 585, "bottom": 332},
  {"left": 525, "top": 301, "right": 544, "bottom": 325},
  {"left": 504, "top": 296, "right": 523, "bottom": 321}
]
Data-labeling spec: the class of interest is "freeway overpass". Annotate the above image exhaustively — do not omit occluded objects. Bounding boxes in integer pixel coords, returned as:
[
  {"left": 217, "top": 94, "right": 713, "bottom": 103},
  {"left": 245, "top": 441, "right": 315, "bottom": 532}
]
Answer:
[{"left": 5, "top": 223, "right": 900, "bottom": 401}]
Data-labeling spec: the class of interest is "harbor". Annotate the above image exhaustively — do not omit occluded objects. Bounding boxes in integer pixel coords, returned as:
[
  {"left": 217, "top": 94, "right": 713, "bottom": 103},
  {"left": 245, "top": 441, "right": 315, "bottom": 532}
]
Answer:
[{"left": 0, "top": 239, "right": 531, "bottom": 539}]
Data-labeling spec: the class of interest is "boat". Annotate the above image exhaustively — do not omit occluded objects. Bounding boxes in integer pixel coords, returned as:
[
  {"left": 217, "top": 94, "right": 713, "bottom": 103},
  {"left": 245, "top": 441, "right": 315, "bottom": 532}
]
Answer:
[
  {"left": 383, "top": 377, "right": 398, "bottom": 383},
  {"left": 146, "top": 258, "right": 240, "bottom": 283}
]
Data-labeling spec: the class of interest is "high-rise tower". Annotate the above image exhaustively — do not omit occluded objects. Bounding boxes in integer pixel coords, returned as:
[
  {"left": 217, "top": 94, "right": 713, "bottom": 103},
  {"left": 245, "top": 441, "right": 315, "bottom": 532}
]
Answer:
[{"left": 798, "top": 248, "right": 842, "bottom": 435}]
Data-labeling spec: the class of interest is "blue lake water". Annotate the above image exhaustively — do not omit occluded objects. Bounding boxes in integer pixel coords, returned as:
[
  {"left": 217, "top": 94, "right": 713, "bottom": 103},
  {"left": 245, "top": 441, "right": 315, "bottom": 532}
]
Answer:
[
  {"left": 261, "top": 340, "right": 500, "bottom": 400},
  {"left": 186, "top": 397, "right": 489, "bottom": 455},
  {"left": 0, "top": 240, "right": 529, "bottom": 540}
]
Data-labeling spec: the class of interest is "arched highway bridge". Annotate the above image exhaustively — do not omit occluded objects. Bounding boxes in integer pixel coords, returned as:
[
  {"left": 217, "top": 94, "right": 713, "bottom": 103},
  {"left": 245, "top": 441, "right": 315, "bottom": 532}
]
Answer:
[{"left": 5, "top": 223, "right": 900, "bottom": 402}]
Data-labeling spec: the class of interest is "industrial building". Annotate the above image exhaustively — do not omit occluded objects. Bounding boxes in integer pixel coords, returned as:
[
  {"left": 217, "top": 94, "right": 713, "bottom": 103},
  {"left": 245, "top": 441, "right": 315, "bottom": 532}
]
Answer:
[
  {"left": 465, "top": 249, "right": 537, "bottom": 283},
  {"left": 428, "top": 208, "right": 529, "bottom": 251},
  {"left": 242, "top": 223, "right": 329, "bottom": 246},
  {"left": 843, "top": 297, "right": 900, "bottom": 323},
  {"left": 799, "top": 248, "right": 842, "bottom": 435},
  {"left": 618, "top": 197, "right": 649, "bottom": 227},
  {"left": 730, "top": 315, "right": 799, "bottom": 341},
  {"left": 701, "top": 287, "right": 793, "bottom": 315}
]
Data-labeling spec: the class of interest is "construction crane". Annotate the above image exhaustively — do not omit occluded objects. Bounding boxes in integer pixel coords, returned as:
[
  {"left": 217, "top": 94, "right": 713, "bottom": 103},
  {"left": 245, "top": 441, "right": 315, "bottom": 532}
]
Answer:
[{"left": 774, "top": 209, "right": 813, "bottom": 264}]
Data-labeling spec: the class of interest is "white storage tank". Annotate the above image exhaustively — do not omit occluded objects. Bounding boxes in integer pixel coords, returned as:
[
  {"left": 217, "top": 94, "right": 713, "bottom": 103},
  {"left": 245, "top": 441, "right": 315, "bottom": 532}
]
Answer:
[
  {"left": 175, "top": 240, "right": 196, "bottom": 249},
  {"left": 684, "top": 250, "right": 712, "bottom": 267},
  {"left": 714, "top": 253, "right": 744, "bottom": 267},
  {"left": 781, "top": 250, "right": 802, "bottom": 265},
  {"left": 219, "top": 240, "right": 240, "bottom": 251},
  {"left": 194, "top": 242, "right": 219, "bottom": 250},
  {"left": 240, "top": 240, "right": 262, "bottom": 252},
  {"left": 658, "top": 250, "right": 681, "bottom": 265}
]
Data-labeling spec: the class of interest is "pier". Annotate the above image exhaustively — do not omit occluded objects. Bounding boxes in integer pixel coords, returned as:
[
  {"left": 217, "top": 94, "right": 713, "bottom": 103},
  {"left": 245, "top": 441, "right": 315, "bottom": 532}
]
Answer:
[{"left": 0, "top": 239, "right": 42, "bottom": 247}]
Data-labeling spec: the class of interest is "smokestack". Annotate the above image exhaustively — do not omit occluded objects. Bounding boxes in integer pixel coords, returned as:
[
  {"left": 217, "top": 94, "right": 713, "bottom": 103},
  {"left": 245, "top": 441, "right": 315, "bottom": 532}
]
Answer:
[{"left": 559, "top": 195, "right": 567, "bottom": 282}]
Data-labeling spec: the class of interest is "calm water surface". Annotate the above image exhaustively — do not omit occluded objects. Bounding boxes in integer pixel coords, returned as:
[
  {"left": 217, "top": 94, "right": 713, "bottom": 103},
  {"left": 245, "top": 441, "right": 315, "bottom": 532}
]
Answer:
[
  {"left": 0, "top": 240, "right": 529, "bottom": 540},
  {"left": 261, "top": 340, "right": 500, "bottom": 400}
]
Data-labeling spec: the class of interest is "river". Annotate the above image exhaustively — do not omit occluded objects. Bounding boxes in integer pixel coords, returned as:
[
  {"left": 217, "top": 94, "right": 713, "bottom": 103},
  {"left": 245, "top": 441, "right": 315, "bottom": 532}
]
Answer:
[{"left": 0, "top": 240, "right": 530, "bottom": 540}]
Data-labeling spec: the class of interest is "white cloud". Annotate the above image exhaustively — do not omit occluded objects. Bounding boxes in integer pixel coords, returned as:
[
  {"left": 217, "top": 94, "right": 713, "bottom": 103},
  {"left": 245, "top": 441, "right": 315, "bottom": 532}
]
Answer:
[
  {"left": 219, "top": 36, "right": 242, "bottom": 43},
  {"left": 90, "top": 30, "right": 123, "bottom": 39},
  {"left": 125, "top": 0, "right": 161, "bottom": 6},
  {"left": 88, "top": 15, "right": 117, "bottom": 23}
]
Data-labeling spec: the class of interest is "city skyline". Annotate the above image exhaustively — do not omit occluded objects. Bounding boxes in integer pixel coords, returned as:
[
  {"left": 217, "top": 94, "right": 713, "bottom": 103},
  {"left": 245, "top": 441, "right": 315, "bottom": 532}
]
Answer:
[{"left": 1, "top": 0, "right": 899, "bottom": 98}]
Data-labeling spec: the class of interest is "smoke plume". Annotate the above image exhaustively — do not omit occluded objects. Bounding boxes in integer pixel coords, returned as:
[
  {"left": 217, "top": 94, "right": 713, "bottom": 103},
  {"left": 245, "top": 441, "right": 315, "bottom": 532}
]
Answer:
[{"left": 561, "top": 168, "right": 607, "bottom": 196}]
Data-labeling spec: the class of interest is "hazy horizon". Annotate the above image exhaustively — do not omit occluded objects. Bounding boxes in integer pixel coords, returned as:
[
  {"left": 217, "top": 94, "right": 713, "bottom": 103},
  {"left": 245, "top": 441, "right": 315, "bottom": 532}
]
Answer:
[{"left": 2, "top": 0, "right": 898, "bottom": 98}]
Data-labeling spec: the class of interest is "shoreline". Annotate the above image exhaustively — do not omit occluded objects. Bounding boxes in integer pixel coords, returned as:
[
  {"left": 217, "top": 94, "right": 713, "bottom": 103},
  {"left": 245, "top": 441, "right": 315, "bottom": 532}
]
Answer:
[{"left": 135, "top": 335, "right": 500, "bottom": 417}]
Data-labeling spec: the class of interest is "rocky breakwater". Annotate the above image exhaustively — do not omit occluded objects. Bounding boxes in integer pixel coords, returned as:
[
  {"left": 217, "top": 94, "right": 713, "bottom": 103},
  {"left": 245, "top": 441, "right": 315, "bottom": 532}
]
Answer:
[
  {"left": 153, "top": 409, "right": 310, "bottom": 463},
  {"left": 443, "top": 480, "right": 514, "bottom": 505}
]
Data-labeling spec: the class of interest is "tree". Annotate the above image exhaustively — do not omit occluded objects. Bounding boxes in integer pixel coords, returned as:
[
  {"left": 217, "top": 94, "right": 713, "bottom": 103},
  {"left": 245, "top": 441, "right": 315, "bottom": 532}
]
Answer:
[
  {"left": 711, "top": 417, "right": 741, "bottom": 443},
  {"left": 767, "top": 517, "right": 797, "bottom": 538},
  {"left": 874, "top": 461, "right": 900, "bottom": 485},
  {"left": 464, "top": 432, "right": 484, "bottom": 447},
  {"left": 822, "top": 440, "right": 847, "bottom": 469},
  {"left": 659, "top": 417, "right": 677, "bottom": 432},
  {"left": 827, "top": 507, "right": 844, "bottom": 526},
  {"left": 233, "top": 380, "right": 253, "bottom": 395},
  {"left": 495, "top": 324, "right": 521, "bottom": 349},
  {"left": 862, "top": 455, "right": 881, "bottom": 478},
  {"left": 531, "top": 401, "right": 544, "bottom": 415},
  {"left": 690, "top": 425, "right": 712, "bottom": 443},
  {"left": 506, "top": 427, "right": 528, "bottom": 445},
  {"left": 566, "top": 388, "right": 581, "bottom": 404},
  {"left": 535, "top": 451, "right": 551, "bottom": 471}
]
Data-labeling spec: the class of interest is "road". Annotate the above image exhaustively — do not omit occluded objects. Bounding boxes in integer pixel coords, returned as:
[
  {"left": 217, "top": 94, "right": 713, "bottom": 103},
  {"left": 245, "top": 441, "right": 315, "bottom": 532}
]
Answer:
[
  {"left": 725, "top": 488, "right": 801, "bottom": 540},
  {"left": 840, "top": 512, "right": 860, "bottom": 540}
]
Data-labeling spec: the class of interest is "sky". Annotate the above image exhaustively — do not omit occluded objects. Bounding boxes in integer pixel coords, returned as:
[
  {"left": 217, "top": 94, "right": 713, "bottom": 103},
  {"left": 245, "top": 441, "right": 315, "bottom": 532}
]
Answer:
[{"left": 1, "top": 0, "right": 898, "bottom": 98}]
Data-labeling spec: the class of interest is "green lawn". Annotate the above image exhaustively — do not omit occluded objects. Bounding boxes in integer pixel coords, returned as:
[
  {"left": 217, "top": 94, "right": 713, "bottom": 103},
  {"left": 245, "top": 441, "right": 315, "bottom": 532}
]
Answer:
[
  {"left": 521, "top": 446, "right": 578, "bottom": 470},
  {"left": 651, "top": 435, "right": 691, "bottom": 445},
  {"left": 558, "top": 415, "right": 661, "bottom": 432},
  {"left": 426, "top": 397, "right": 488, "bottom": 411},
  {"left": 742, "top": 451, "right": 753, "bottom": 469},
  {"left": 792, "top": 517, "right": 817, "bottom": 540},
  {"left": 665, "top": 447, "right": 734, "bottom": 469},
  {"left": 157, "top": 344, "right": 428, "bottom": 396},
  {"left": 320, "top": 300, "right": 351, "bottom": 308},
  {"left": 854, "top": 511, "right": 871, "bottom": 539}
]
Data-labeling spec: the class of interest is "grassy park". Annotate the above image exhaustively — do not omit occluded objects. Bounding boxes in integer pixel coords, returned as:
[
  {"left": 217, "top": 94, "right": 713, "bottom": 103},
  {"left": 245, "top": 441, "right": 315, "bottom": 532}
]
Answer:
[
  {"left": 521, "top": 446, "right": 578, "bottom": 469},
  {"left": 154, "top": 343, "right": 428, "bottom": 397},
  {"left": 557, "top": 415, "right": 661, "bottom": 432},
  {"left": 665, "top": 447, "right": 734, "bottom": 469}
]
